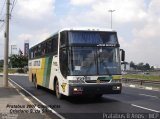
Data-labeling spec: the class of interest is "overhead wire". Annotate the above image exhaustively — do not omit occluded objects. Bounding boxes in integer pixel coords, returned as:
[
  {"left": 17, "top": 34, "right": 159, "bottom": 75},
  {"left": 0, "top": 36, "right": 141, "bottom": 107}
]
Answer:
[
  {"left": 0, "top": 22, "right": 5, "bottom": 32},
  {"left": 0, "top": 0, "right": 18, "bottom": 32},
  {"left": 0, "top": 0, "right": 6, "bottom": 33},
  {"left": 10, "top": 0, "right": 17, "bottom": 14},
  {"left": 0, "top": 0, "right": 6, "bottom": 18}
]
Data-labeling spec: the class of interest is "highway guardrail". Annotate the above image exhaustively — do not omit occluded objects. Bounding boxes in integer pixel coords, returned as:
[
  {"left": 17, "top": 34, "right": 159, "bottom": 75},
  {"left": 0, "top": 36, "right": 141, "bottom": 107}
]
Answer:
[{"left": 122, "top": 78, "right": 160, "bottom": 87}]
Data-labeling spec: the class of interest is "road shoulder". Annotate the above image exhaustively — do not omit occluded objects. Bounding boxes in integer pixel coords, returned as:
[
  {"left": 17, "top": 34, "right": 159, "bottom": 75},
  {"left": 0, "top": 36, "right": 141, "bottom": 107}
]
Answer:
[{"left": 0, "top": 76, "right": 49, "bottom": 119}]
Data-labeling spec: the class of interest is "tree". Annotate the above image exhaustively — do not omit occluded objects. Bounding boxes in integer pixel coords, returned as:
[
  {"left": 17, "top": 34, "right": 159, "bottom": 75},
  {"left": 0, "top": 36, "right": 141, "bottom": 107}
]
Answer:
[
  {"left": 130, "top": 61, "right": 136, "bottom": 69},
  {"left": 129, "top": 61, "right": 152, "bottom": 71},
  {"left": 0, "top": 60, "right": 4, "bottom": 67},
  {"left": 144, "top": 63, "right": 150, "bottom": 70},
  {"left": 137, "top": 62, "right": 144, "bottom": 70},
  {"left": 150, "top": 66, "right": 154, "bottom": 70},
  {"left": 9, "top": 55, "right": 28, "bottom": 68}
]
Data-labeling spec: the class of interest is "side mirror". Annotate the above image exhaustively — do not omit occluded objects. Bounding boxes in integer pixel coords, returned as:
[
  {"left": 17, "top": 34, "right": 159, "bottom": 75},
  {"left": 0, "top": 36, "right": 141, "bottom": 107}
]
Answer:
[{"left": 120, "top": 49, "right": 125, "bottom": 62}]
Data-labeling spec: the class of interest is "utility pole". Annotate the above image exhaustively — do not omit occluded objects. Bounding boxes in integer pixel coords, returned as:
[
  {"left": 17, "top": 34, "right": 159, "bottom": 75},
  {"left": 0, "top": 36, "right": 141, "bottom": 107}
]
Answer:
[
  {"left": 3, "top": 0, "right": 10, "bottom": 87},
  {"left": 108, "top": 10, "right": 115, "bottom": 29},
  {"left": 10, "top": 45, "right": 17, "bottom": 68}
]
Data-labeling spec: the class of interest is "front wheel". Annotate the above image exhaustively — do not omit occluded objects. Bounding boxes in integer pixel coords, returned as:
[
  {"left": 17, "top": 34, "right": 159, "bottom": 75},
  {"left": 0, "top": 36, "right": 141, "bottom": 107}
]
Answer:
[
  {"left": 55, "top": 80, "right": 63, "bottom": 99},
  {"left": 94, "top": 94, "right": 103, "bottom": 99}
]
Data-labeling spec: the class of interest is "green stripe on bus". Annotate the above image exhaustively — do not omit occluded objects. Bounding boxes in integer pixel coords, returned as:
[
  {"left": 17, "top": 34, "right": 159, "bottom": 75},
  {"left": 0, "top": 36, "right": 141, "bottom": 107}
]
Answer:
[
  {"left": 45, "top": 56, "right": 53, "bottom": 87},
  {"left": 43, "top": 58, "right": 48, "bottom": 86},
  {"left": 43, "top": 56, "right": 53, "bottom": 88}
]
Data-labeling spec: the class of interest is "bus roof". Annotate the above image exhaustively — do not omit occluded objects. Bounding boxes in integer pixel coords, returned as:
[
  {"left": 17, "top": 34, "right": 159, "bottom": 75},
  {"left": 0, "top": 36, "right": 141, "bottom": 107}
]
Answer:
[
  {"left": 30, "top": 27, "right": 116, "bottom": 49},
  {"left": 59, "top": 27, "right": 116, "bottom": 32}
]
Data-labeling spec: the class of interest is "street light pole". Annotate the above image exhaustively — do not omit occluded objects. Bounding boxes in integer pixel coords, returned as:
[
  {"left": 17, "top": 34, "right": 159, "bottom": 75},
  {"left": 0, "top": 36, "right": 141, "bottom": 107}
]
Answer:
[
  {"left": 3, "top": 0, "right": 10, "bottom": 87},
  {"left": 108, "top": 10, "right": 115, "bottom": 29}
]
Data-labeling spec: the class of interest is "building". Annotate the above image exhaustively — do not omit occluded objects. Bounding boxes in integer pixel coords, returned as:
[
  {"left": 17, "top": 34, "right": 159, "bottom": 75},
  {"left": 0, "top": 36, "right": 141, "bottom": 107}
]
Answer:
[
  {"left": 24, "top": 41, "right": 29, "bottom": 57},
  {"left": 10, "top": 44, "right": 18, "bottom": 55},
  {"left": 121, "top": 61, "right": 130, "bottom": 71}
]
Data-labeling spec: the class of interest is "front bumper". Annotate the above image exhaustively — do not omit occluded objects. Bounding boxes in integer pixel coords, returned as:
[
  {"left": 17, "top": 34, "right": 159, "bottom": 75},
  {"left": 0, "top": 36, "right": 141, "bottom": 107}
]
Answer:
[{"left": 68, "top": 83, "right": 122, "bottom": 96}]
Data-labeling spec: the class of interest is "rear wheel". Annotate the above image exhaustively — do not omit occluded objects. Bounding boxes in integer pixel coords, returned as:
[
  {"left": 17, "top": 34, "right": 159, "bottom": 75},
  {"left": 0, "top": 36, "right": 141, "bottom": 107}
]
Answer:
[
  {"left": 33, "top": 75, "right": 40, "bottom": 89},
  {"left": 55, "top": 80, "right": 63, "bottom": 99}
]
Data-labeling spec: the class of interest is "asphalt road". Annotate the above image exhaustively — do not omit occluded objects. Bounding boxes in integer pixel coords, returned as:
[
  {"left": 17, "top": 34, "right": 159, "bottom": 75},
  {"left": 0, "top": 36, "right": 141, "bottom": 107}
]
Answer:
[{"left": 9, "top": 75, "right": 160, "bottom": 119}]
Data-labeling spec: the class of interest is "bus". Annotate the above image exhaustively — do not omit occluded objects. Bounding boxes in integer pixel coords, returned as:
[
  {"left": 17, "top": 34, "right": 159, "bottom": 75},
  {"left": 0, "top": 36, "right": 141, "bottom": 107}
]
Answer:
[{"left": 28, "top": 28, "right": 125, "bottom": 99}]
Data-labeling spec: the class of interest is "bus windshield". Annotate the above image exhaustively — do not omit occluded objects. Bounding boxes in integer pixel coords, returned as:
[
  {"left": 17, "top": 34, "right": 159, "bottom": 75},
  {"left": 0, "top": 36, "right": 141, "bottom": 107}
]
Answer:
[
  {"left": 68, "top": 31, "right": 118, "bottom": 45},
  {"left": 69, "top": 47, "right": 121, "bottom": 76},
  {"left": 60, "top": 31, "right": 121, "bottom": 77}
]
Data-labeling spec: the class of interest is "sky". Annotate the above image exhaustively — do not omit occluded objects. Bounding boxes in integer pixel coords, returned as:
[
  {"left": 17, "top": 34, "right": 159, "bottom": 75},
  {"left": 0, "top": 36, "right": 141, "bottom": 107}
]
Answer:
[{"left": 0, "top": 0, "right": 160, "bottom": 67}]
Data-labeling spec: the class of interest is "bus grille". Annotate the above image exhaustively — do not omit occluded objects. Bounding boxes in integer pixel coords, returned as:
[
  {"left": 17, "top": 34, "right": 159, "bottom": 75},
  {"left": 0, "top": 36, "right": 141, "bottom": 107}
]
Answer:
[{"left": 85, "top": 80, "right": 110, "bottom": 83}]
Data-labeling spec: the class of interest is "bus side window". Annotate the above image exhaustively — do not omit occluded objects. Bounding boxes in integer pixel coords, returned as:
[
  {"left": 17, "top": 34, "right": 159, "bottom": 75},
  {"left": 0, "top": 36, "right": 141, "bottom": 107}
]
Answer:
[
  {"left": 34, "top": 47, "right": 38, "bottom": 57},
  {"left": 60, "top": 49, "right": 68, "bottom": 78},
  {"left": 31, "top": 51, "right": 34, "bottom": 58},
  {"left": 41, "top": 42, "right": 46, "bottom": 56},
  {"left": 60, "top": 31, "right": 67, "bottom": 47},
  {"left": 46, "top": 40, "right": 52, "bottom": 54},
  {"left": 52, "top": 35, "right": 58, "bottom": 54},
  {"left": 38, "top": 44, "right": 41, "bottom": 56}
]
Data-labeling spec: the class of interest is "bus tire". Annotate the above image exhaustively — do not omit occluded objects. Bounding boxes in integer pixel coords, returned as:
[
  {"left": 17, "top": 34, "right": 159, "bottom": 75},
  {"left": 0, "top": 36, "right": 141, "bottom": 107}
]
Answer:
[
  {"left": 33, "top": 74, "right": 40, "bottom": 89},
  {"left": 94, "top": 94, "right": 103, "bottom": 99},
  {"left": 55, "top": 80, "right": 63, "bottom": 99}
]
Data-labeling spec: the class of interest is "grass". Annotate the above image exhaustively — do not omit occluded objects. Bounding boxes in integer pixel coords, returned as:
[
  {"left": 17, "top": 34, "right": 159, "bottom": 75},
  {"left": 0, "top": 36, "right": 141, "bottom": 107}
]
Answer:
[
  {"left": 122, "top": 74, "right": 160, "bottom": 81},
  {"left": 0, "top": 68, "right": 17, "bottom": 74}
]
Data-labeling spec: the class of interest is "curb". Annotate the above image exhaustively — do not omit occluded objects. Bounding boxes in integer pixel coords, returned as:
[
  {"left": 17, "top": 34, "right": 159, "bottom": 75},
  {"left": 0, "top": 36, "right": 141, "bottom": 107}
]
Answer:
[
  {"left": 9, "top": 78, "right": 65, "bottom": 119},
  {"left": 122, "top": 83, "right": 160, "bottom": 92},
  {"left": 0, "top": 73, "right": 28, "bottom": 76}
]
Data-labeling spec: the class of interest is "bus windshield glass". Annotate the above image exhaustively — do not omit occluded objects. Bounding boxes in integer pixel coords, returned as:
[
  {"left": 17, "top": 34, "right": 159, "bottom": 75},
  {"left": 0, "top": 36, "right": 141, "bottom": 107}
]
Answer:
[
  {"left": 68, "top": 31, "right": 118, "bottom": 45},
  {"left": 69, "top": 47, "right": 121, "bottom": 76}
]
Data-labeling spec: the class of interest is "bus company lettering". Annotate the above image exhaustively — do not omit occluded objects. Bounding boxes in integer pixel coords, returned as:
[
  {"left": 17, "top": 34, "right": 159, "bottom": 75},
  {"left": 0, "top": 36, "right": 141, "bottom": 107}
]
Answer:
[
  {"left": 97, "top": 44, "right": 116, "bottom": 47},
  {"left": 53, "top": 62, "right": 58, "bottom": 66},
  {"left": 34, "top": 60, "right": 40, "bottom": 66}
]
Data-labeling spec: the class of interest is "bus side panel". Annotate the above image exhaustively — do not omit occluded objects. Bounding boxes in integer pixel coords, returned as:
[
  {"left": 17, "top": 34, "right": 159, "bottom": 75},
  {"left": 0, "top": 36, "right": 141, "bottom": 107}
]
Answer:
[
  {"left": 28, "top": 60, "right": 36, "bottom": 82},
  {"left": 49, "top": 56, "right": 58, "bottom": 91},
  {"left": 42, "top": 56, "right": 53, "bottom": 88},
  {"left": 28, "top": 67, "right": 32, "bottom": 82},
  {"left": 36, "top": 58, "right": 45, "bottom": 86}
]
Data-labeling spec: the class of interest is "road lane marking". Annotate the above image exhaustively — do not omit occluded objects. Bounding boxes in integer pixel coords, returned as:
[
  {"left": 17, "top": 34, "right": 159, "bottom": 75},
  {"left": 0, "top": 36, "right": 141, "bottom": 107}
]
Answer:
[
  {"left": 9, "top": 79, "right": 65, "bottom": 119},
  {"left": 123, "top": 84, "right": 160, "bottom": 92},
  {"left": 9, "top": 81, "right": 43, "bottom": 113},
  {"left": 131, "top": 104, "right": 160, "bottom": 113},
  {"left": 129, "top": 85, "right": 136, "bottom": 88},
  {"left": 145, "top": 87, "right": 153, "bottom": 90},
  {"left": 139, "top": 94, "right": 159, "bottom": 99}
]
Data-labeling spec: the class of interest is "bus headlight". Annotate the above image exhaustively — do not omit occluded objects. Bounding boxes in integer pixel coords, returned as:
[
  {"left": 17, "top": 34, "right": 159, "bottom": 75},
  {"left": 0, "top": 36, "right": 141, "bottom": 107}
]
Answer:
[
  {"left": 112, "top": 86, "right": 121, "bottom": 90},
  {"left": 73, "top": 87, "right": 83, "bottom": 91}
]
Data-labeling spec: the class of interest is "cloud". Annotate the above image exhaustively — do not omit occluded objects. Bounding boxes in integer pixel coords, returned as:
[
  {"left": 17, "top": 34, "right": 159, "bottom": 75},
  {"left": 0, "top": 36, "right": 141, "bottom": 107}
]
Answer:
[
  {"left": 70, "top": 0, "right": 96, "bottom": 5},
  {"left": 119, "top": 0, "right": 160, "bottom": 66},
  {"left": 148, "top": 0, "right": 160, "bottom": 17},
  {"left": 68, "top": 0, "right": 148, "bottom": 24},
  {"left": 68, "top": 0, "right": 159, "bottom": 66},
  {"left": 16, "top": 0, "right": 55, "bottom": 20},
  {"left": 1, "top": 0, "right": 160, "bottom": 67},
  {"left": 16, "top": 30, "right": 52, "bottom": 50},
  {"left": 8, "top": 0, "right": 56, "bottom": 55}
]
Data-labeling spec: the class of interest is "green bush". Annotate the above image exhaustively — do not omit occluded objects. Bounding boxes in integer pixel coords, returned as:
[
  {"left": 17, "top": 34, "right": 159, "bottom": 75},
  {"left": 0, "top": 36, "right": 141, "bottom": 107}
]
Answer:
[
  {"left": 0, "top": 68, "right": 3, "bottom": 73},
  {"left": 8, "top": 69, "right": 17, "bottom": 73},
  {"left": 16, "top": 69, "right": 25, "bottom": 73}
]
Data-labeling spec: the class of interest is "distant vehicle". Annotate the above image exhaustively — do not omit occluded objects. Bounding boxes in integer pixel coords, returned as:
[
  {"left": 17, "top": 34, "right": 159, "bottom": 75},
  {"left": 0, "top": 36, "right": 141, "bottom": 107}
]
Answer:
[{"left": 28, "top": 28, "right": 125, "bottom": 99}]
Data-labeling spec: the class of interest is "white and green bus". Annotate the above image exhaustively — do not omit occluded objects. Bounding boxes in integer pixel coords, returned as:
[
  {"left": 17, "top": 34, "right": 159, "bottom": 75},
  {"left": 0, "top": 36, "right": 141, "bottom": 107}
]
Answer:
[{"left": 29, "top": 28, "right": 125, "bottom": 99}]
